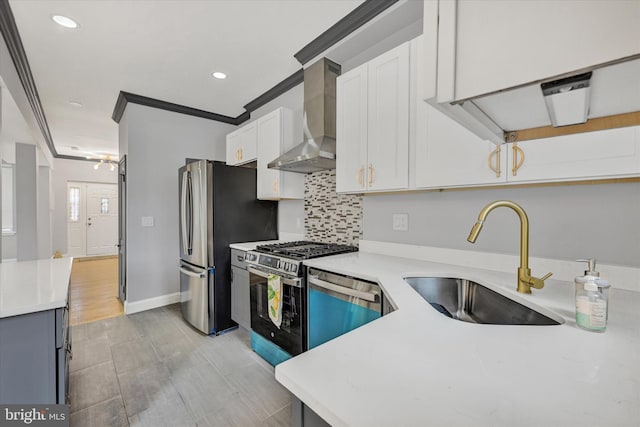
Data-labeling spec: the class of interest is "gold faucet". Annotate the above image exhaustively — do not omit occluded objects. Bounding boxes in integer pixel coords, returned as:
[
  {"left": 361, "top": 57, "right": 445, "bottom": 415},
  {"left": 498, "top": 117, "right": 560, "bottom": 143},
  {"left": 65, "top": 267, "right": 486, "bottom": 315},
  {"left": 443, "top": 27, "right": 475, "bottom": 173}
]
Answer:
[{"left": 467, "top": 200, "right": 552, "bottom": 294}]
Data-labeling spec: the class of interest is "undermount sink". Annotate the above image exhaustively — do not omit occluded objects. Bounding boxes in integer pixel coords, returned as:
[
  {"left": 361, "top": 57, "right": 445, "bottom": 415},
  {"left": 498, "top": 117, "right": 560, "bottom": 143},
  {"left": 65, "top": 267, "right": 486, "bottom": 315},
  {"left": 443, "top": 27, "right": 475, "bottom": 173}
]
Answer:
[{"left": 404, "top": 277, "right": 561, "bottom": 325}]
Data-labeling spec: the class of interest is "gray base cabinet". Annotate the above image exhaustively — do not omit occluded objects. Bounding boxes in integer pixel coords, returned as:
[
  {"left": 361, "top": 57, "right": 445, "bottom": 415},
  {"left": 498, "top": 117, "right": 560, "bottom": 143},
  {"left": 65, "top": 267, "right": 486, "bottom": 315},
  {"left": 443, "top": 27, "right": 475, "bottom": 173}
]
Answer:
[
  {"left": 230, "top": 248, "right": 251, "bottom": 330},
  {"left": 292, "top": 396, "right": 331, "bottom": 427},
  {"left": 0, "top": 292, "right": 70, "bottom": 404}
]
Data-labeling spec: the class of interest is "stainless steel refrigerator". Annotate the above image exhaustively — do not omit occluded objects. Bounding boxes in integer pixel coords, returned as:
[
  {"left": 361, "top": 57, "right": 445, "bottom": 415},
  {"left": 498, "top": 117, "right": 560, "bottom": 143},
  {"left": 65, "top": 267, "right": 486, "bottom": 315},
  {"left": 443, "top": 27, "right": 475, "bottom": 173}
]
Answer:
[{"left": 179, "top": 160, "right": 277, "bottom": 334}]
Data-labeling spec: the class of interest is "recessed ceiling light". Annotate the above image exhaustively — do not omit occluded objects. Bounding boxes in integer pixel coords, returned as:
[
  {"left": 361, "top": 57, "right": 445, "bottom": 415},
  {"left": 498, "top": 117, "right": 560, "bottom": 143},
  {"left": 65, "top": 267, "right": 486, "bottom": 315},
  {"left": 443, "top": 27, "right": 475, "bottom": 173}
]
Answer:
[
  {"left": 212, "top": 72, "right": 227, "bottom": 80},
  {"left": 69, "top": 101, "right": 83, "bottom": 107},
  {"left": 51, "top": 15, "right": 79, "bottom": 29}
]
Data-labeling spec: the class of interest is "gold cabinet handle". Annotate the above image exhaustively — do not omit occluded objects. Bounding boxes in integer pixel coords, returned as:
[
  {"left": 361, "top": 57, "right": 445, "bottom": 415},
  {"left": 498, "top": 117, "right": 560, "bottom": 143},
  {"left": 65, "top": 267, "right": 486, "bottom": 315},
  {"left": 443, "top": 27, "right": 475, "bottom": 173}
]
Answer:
[
  {"left": 240, "top": 148, "right": 243, "bottom": 161},
  {"left": 512, "top": 142, "right": 525, "bottom": 176},
  {"left": 273, "top": 178, "right": 279, "bottom": 195},
  {"left": 357, "top": 167, "right": 365, "bottom": 187},
  {"left": 368, "top": 164, "right": 374, "bottom": 185},
  {"left": 488, "top": 145, "right": 501, "bottom": 178}
]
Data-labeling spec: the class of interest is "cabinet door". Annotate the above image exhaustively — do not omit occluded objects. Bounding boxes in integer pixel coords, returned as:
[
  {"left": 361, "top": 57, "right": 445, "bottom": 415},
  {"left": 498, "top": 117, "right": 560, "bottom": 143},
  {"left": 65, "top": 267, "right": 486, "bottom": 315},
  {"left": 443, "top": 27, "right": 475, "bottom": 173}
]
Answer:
[
  {"left": 367, "top": 42, "right": 410, "bottom": 191},
  {"left": 231, "top": 266, "right": 250, "bottom": 330},
  {"left": 415, "top": 103, "right": 507, "bottom": 188},
  {"left": 226, "top": 122, "right": 257, "bottom": 166},
  {"left": 506, "top": 126, "right": 640, "bottom": 183},
  {"left": 336, "top": 63, "right": 368, "bottom": 193},
  {"left": 257, "top": 110, "right": 283, "bottom": 199},
  {"left": 412, "top": 35, "right": 507, "bottom": 188},
  {"left": 439, "top": 0, "right": 640, "bottom": 102}
]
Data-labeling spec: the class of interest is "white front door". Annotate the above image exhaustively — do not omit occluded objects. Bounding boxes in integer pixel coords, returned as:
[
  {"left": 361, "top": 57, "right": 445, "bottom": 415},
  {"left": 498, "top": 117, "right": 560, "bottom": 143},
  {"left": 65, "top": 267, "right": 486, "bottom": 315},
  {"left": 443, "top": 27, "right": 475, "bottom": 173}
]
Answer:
[
  {"left": 86, "top": 183, "right": 118, "bottom": 256},
  {"left": 67, "top": 182, "right": 118, "bottom": 257}
]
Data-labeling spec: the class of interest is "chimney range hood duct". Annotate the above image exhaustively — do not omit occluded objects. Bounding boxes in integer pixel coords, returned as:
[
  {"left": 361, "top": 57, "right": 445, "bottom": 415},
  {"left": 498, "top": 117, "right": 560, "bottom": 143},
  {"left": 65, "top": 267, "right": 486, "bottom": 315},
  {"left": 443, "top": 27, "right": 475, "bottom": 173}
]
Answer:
[{"left": 268, "top": 58, "right": 341, "bottom": 173}]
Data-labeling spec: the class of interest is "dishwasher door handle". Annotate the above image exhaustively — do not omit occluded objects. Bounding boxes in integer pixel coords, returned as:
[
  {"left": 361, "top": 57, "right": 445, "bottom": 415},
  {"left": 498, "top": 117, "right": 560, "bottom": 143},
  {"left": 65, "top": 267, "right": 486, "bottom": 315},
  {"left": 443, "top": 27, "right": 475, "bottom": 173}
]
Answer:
[{"left": 308, "top": 277, "right": 379, "bottom": 303}]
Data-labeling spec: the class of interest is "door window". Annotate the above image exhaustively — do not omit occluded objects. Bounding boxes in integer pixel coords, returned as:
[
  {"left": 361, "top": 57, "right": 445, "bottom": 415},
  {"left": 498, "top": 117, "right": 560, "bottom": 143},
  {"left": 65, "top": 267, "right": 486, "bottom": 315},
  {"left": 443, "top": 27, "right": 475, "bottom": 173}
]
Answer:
[
  {"left": 100, "top": 197, "right": 109, "bottom": 215},
  {"left": 68, "top": 187, "right": 80, "bottom": 222}
]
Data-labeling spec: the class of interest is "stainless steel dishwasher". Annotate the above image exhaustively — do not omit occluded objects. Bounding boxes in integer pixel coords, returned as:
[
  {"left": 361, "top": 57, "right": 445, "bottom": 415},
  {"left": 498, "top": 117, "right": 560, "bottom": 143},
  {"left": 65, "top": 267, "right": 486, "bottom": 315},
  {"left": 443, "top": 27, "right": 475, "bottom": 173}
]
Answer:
[{"left": 307, "top": 267, "right": 392, "bottom": 349}]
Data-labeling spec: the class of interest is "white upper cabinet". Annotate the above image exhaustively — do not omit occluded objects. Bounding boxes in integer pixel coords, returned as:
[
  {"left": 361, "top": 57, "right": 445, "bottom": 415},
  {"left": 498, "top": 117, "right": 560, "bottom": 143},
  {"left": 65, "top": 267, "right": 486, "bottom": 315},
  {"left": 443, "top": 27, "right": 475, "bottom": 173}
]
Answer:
[
  {"left": 336, "top": 63, "right": 368, "bottom": 193},
  {"left": 256, "top": 108, "right": 304, "bottom": 200},
  {"left": 412, "top": 35, "right": 508, "bottom": 189},
  {"left": 505, "top": 126, "right": 640, "bottom": 184},
  {"left": 436, "top": 0, "right": 640, "bottom": 103},
  {"left": 336, "top": 41, "right": 410, "bottom": 193},
  {"left": 226, "top": 122, "right": 257, "bottom": 166}
]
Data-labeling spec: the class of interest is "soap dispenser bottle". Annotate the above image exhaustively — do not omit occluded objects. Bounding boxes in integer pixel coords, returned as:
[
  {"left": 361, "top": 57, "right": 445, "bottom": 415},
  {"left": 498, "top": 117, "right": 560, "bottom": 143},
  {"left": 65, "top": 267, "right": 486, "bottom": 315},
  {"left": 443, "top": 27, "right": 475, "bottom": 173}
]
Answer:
[{"left": 575, "top": 259, "right": 610, "bottom": 332}]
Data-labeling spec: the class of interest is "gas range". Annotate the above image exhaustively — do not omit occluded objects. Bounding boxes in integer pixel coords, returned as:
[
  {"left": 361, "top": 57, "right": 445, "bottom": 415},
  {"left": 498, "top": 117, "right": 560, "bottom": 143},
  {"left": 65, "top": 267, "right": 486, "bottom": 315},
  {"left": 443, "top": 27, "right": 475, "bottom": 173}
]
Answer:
[{"left": 245, "top": 241, "right": 358, "bottom": 277}]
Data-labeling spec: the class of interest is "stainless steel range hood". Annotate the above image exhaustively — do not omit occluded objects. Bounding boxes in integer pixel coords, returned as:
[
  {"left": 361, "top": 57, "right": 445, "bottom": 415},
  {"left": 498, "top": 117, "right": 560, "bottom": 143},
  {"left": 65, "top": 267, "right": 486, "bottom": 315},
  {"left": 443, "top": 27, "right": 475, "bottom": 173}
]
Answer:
[{"left": 268, "top": 58, "right": 341, "bottom": 173}]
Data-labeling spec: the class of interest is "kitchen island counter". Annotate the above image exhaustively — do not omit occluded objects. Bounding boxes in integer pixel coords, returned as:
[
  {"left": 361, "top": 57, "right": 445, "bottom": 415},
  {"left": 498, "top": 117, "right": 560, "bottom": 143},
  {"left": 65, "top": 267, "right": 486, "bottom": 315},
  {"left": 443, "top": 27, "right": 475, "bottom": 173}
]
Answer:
[
  {"left": 275, "top": 251, "right": 640, "bottom": 427},
  {"left": 0, "top": 257, "right": 73, "bottom": 318}
]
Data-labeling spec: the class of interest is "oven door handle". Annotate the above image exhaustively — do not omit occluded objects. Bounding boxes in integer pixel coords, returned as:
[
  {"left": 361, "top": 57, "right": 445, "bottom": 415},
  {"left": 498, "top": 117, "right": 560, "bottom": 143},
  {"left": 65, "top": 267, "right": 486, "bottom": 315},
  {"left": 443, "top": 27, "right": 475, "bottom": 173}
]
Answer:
[
  {"left": 248, "top": 266, "right": 303, "bottom": 288},
  {"left": 308, "top": 276, "right": 379, "bottom": 303}
]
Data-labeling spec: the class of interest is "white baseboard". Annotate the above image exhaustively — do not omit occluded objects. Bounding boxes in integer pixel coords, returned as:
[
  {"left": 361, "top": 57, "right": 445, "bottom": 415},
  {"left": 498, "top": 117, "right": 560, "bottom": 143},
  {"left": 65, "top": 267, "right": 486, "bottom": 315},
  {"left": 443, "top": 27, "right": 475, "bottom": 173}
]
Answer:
[
  {"left": 124, "top": 292, "right": 181, "bottom": 315},
  {"left": 359, "top": 240, "right": 640, "bottom": 293}
]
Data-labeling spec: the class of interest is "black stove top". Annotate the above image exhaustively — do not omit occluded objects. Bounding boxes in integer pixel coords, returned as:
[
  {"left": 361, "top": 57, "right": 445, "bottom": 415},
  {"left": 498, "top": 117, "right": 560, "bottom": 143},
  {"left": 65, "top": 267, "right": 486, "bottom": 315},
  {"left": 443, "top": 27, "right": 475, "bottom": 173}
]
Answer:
[{"left": 255, "top": 241, "right": 358, "bottom": 261}]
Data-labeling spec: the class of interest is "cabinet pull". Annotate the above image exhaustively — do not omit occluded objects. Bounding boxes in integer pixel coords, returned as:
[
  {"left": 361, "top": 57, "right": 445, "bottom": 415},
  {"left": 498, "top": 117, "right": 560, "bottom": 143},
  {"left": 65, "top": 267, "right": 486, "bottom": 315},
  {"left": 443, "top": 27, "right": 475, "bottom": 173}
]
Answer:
[
  {"left": 273, "top": 179, "right": 279, "bottom": 194},
  {"left": 512, "top": 143, "right": 525, "bottom": 176},
  {"left": 357, "top": 167, "right": 364, "bottom": 187},
  {"left": 368, "top": 164, "right": 374, "bottom": 185},
  {"left": 488, "top": 146, "right": 501, "bottom": 178},
  {"left": 240, "top": 148, "right": 243, "bottom": 160}
]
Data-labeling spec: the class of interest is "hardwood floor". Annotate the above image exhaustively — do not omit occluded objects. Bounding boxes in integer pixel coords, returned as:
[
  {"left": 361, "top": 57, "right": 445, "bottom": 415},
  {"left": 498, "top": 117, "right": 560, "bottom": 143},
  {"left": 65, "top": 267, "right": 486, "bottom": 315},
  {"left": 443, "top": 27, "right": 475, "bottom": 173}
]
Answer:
[{"left": 70, "top": 256, "right": 124, "bottom": 326}]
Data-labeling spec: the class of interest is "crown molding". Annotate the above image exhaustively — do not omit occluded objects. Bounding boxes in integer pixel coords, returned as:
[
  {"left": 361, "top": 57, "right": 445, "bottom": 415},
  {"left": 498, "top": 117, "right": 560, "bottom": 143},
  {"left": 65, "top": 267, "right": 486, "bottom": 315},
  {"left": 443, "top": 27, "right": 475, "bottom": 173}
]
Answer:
[
  {"left": 0, "top": 0, "right": 57, "bottom": 157},
  {"left": 293, "top": 0, "right": 400, "bottom": 65},
  {"left": 111, "top": 91, "right": 243, "bottom": 125}
]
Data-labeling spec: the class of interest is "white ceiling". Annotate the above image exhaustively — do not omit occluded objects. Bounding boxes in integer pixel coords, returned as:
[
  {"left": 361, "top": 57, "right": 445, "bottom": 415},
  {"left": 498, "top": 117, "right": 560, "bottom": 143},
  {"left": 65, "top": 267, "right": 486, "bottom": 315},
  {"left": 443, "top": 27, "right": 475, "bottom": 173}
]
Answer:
[{"left": 8, "top": 0, "right": 365, "bottom": 158}]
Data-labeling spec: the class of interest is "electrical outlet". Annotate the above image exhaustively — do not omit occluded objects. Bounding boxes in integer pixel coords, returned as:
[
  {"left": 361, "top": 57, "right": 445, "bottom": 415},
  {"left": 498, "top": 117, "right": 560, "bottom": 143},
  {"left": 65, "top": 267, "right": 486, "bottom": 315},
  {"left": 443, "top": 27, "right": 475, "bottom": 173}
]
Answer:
[
  {"left": 141, "top": 216, "right": 154, "bottom": 227},
  {"left": 392, "top": 213, "right": 408, "bottom": 231}
]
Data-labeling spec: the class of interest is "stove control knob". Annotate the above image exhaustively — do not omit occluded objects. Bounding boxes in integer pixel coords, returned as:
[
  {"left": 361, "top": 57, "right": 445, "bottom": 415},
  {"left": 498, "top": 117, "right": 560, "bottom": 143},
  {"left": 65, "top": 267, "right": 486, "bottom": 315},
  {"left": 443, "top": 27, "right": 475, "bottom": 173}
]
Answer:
[
  {"left": 276, "top": 260, "right": 281, "bottom": 269},
  {"left": 290, "top": 264, "right": 297, "bottom": 273},
  {"left": 283, "top": 262, "right": 290, "bottom": 271}
]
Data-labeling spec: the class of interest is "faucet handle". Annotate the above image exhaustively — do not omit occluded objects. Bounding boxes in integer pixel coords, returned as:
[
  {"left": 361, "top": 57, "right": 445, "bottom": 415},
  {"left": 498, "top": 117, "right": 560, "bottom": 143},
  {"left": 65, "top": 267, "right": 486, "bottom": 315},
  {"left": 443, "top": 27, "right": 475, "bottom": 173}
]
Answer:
[{"left": 529, "top": 272, "right": 553, "bottom": 289}]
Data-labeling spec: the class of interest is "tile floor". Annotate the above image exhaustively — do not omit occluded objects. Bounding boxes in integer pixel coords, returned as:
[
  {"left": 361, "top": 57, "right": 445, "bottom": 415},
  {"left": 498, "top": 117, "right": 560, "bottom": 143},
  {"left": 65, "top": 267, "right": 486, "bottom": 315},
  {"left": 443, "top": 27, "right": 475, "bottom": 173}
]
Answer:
[{"left": 69, "top": 304, "right": 292, "bottom": 427}]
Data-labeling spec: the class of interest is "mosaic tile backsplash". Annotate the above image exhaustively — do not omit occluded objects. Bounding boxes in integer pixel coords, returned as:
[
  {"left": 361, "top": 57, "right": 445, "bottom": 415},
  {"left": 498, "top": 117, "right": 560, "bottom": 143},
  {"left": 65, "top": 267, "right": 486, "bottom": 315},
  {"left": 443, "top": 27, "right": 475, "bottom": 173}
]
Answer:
[{"left": 304, "top": 170, "right": 362, "bottom": 246}]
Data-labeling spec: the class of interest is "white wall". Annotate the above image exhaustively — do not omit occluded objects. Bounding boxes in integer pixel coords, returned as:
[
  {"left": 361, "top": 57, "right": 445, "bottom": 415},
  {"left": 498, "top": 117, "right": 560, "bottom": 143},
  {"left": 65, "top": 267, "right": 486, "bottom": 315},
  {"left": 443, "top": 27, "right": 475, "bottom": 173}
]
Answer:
[
  {"left": 37, "top": 166, "right": 52, "bottom": 259},
  {"left": 120, "top": 103, "right": 233, "bottom": 303},
  {"left": 15, "top": 143, "right": 37, "bottom": 261},
  {"left": 362, "top": 181, "right": 640, "bottom": 268},
  {"left": 1, "top": 234, "right": 16, "bottom": 259},
  {"left": 51, "top": 158, "right": 118, "bottom": 255}
]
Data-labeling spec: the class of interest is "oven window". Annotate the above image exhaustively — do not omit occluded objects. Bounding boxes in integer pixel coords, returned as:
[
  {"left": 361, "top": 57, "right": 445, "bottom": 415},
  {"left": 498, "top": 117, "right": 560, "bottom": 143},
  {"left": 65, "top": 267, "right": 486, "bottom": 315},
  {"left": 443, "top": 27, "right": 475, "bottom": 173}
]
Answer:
[{"left": 253, "top": 280, "right": 299, "bottom": 335}]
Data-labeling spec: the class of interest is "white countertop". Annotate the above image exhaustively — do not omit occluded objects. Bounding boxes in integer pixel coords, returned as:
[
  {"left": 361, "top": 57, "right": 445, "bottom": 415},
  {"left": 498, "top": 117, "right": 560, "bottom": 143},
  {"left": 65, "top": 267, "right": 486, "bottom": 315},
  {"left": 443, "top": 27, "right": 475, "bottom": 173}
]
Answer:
[
  {"left": 275, "top": 252, "right": 640, "bottom": 427},
  {"left": 0, "top": 258, "right": 73, "bottom": 318}
]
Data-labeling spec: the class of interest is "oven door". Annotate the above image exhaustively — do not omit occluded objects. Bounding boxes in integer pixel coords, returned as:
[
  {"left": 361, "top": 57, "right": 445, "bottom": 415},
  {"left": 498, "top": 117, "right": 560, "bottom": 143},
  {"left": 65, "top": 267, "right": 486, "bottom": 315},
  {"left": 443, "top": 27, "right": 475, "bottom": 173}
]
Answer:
[{"left": 248, "top": 266, "right": 305, "bottom": 356}]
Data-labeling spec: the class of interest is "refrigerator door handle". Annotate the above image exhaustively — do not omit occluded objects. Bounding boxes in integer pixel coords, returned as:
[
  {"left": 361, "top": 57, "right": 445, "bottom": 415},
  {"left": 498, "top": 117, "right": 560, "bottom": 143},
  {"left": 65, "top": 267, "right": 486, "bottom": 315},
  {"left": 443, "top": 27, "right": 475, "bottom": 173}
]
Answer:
[
  {"left": 181, "top": 170, "right": 189, "bottom": 255},
  {"left": 186, "top": 171, "right": 193, "bottom": 255},
  {"left": 179, "top": 266, "right": 207, "bottom": 279}
]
